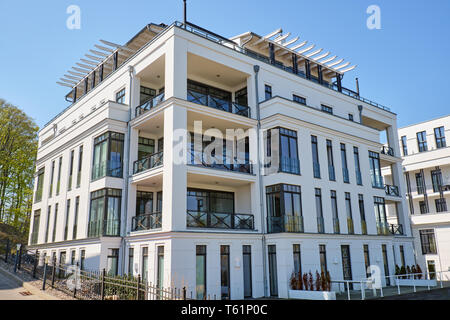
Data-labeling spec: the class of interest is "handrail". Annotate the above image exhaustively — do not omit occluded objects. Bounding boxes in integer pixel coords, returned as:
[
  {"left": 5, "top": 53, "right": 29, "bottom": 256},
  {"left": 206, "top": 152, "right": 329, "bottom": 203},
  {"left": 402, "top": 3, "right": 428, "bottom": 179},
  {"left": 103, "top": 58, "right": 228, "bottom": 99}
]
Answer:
[
  {"left": 187, "top": 89, "right": 251, "bottom": 118},
  {"left": 133, "top": 151, "right": 164, "bottom": 174},
  {"left": 135, "top": 92, "right": 165, "bottom": 117},
  {"left": 132, "top": 212, "right": 162, "bottom": 231},
  {"left": 187, "top": 210, "right": 254, "bottom": 230}
]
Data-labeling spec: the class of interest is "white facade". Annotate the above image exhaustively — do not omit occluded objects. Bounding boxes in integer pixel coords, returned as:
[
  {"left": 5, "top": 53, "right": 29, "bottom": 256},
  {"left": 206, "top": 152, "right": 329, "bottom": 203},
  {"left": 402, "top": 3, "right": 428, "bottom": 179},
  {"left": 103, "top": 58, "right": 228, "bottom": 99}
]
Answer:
[
  {"left": 388, "top": 115, "right": 450, "bottom": 275},
  {"left": 28, "top": 21, "right": 414, "bottom": 299}
]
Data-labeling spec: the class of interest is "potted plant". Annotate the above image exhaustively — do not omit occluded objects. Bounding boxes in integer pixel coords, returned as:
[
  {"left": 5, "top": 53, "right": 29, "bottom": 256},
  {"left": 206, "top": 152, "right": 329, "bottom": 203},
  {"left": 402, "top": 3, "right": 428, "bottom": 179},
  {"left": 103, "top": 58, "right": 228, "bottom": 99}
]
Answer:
[
  {"left": 416, "top": 264, "right": 423, "bottom": 280},
  {"left": 288, "top": 270, "right": 336, "bottom": 300}
]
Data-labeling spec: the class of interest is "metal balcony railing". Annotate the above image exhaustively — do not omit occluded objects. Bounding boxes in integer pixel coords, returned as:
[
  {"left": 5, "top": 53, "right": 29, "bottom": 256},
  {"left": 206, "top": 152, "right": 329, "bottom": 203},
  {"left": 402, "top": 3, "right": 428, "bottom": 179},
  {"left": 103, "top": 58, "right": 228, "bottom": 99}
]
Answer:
[
  {"left": 132, "top": 212, "right": 162, "bottom": 231},
  {"left": 342, "top": 168, "right": 350, "bottom": 183},
  {"left": 381, "top": 146, "right": 395, "bottom": 157},
  {"left": 385, "top": 184, "right": 400, "bottom": 197},
  {"left": 135, "top": 93, "right": 165, "bottom": 117},
  {"left": 187, "top": 211, "right": 254, "bottom": 230},
  {"left": 267, "top": 215, "right": 304, "bottom": 233},
  {"left": 187, "top": 89, "right": 251, "bottom": 118},
  {"left": 389, "top": 224, "right": 404, "bottom": 236},
  {"left": 88, "top": 219, "right": 120, "bottom": 238},
  {"left": 133, "top": 151, "right": 164, "bottom": 174},
  {"left": 313, "top": 162, "right": 321, "bottom": 178},
  {"left": 328, "top": 165, "right": 336, "bottom": 181},
  {"left": 188, "top": 151, "right": 253, "bottom": 174},
  {"left": 372, "top": 175, "right": 384, "bottom": 189}
]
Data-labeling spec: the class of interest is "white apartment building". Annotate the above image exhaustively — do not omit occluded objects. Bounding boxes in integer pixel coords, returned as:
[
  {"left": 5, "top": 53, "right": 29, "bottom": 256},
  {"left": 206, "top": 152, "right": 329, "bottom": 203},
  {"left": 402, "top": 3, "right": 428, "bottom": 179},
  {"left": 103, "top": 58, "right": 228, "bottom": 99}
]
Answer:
[
  {"left": 28, "top": 21, "right": 415, "bottom": 299},
  {"left": 386, "top": 115, "right": 450, "bottom": 276}
]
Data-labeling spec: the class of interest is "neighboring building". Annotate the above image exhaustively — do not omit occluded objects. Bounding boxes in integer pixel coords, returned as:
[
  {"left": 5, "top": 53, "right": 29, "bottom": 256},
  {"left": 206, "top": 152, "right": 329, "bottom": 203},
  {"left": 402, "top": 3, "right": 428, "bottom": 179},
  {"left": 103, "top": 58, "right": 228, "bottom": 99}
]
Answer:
[
  {"left": 386, "top": 115, "right": 450, "bottom": 276},
  {"left": 28, "top": 21, "right": 414, "bottom": 299}
]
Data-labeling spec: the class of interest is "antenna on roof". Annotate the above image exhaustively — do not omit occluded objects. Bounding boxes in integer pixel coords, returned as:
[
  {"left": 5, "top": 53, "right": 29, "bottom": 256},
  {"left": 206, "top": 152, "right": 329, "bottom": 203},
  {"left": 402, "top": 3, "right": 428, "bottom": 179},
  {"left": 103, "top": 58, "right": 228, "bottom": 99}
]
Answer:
[{"left": 183, "top": 0, "right": 187, "bottom": 28}]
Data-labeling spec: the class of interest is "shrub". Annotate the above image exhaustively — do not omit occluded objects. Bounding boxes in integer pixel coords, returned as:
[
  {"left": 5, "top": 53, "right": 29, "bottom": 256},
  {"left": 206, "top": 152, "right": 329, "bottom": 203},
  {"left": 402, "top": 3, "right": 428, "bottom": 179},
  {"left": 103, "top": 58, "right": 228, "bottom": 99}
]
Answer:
[
  {"left": 416, "top": 264, "right": 423, "bottom": 279},
  {"left": 315, "top": 271, "right": 321, "bottom": 291},
  {"left": 308, "top": 271, "right": 314, "bottom": 291},
  {"left": 302, "top": 273, "right": 309, "bottom": 290}
]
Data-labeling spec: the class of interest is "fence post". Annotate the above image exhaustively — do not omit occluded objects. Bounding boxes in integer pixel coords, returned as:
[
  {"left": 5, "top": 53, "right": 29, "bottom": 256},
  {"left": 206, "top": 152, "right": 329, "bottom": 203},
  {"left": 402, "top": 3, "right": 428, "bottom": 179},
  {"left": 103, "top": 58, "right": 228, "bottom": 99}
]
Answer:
[
  {"left": 396, "top": 275, "right": 400, "bottom": 295},
  {"left": 183, "top": 287, "right": 186, "bottom": 300},
  {"left": 42, "top": 262, "right": 48, "bottom": 291},
  {"left": 100, "top": 269, "right": 106, "bottom": 300},
  {"left": 51, "top": 258, "right": 56, "bottom": 288},
  {"left": 33, "top": 250, "right": 38, "bottom": 278},
  {"left": 346, "top": 282, "right": 350, "bottom": 300},
  {"left": 17, "top": 244, "right": 23, "bottom": 270},
  {"left": 413, "top": 276, "right": 416, "bottom": 293},
  {"left": 136, "top": 275, "right": 141, "bottom": 300}
]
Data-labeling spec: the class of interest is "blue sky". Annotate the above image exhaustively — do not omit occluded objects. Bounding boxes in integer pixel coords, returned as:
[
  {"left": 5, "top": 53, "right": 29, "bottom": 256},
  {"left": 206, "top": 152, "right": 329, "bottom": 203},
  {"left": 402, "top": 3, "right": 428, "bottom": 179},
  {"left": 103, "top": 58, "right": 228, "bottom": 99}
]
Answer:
[{"left": 0, "top": 0, "right": 449, "bottom": 129}]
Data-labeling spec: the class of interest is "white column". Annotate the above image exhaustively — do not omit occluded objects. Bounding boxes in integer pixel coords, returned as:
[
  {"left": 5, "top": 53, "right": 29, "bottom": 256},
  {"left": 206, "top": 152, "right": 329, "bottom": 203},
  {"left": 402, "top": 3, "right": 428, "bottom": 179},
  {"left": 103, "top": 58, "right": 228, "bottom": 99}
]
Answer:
[{"left": 164, "top": 37, "right": 188, "bottom": 100}]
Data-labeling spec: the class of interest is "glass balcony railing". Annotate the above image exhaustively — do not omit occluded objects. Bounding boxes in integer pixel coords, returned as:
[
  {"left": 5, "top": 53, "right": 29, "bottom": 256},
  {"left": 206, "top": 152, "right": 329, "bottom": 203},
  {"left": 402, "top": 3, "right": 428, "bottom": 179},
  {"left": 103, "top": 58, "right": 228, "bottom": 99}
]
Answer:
[
  {"left": 313, "top": 162, "right": 321, "bottom": 178},
  {"left": 372, "top": 175, "right": 384, "bottom": 189},
  {"left": 333, "top": 218, "right": 340, "bottom": 234},
  {"left": 132, "top": 212, "right": 162, "bottom": 231},
  {"left": 317, "top": 216, "right": 325, "bottom": 234},
  {"left": 347, "top": 218, "right": 355, "bottom": 234},
  {"left": 88, "top": 219, "right": 120, "bottom": 237},
  {"left": 328, "top": 165, "right": 336, "bottom": 181},
  {"left": 376, "top": 221, "right": 390, "bottom": 236},
  {"left": 268, "top": 215, "right": 304, "bottom": 233},
  {"left": 187, "top": 90, "right": 251, "bottom": 118},
  {"left": 92, "top": 160, "right": 123, "bottom": 180},
  {"left": 361, "top": 220, "right": 368, "bottom": 235},
  {"left": 385, "top": 184, "right": 400, "bottom": 197},
  {"left": 133, "top": 151, "right": 164, "bottom": 174},
  {"left": 355, "top": 170, "right": 362, "bottom": 185},
  {"left": 280, "top": 156, "right": 300, "bottom": 174},
  {"left": 187, "top": 211, "right": 254, "bottom": 230},
  {"left": 342, "top": 167, "right": 349, "bottom": 183},
  {"left": 135, "top": 93, "right": 165, "bottom": 117}
]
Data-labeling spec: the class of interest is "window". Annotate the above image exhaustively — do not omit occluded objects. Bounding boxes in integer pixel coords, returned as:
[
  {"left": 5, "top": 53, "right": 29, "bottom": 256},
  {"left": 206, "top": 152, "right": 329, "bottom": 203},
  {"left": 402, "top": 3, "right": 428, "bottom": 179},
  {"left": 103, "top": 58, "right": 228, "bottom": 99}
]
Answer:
[
  {"left": 158, "top": 138, "right": 164, "bottom": 152},
  {"left": 341, "top": 144, "right": 349, "bottom": 183},
  {"left": 434, "top": 126, "right": 446, "bottom": 148},
  {"left": 88, "top": 188, "right": 122, "bottom": 237},
  {"left": 235, "top": 87, "right": 248, "bottom": 106},
  {"left": 293, "top": 244, "right": 302, "bottom": 275},
  {"left": 359, "top": 194, "right": 367, "bottom": 234},
  {"left": 353, "top": 147, "right": 362, "bottom": 185},
  {"left": 59, "top": 251, "right": 67, "bottom": 267},
  {"left": 279, "top": 128, "right": 300, "bottom": 174},
  {"left": 157, "top": 246, "right": 165, "bottom": 291},
  {"left": 374, "top": 197, "right": 388, "bottom": 235},
  {"left": 68, "top": 150, "right": 74, "bottom": 191},
  {"left": 243, "top": 245, "right": 252, "bottom": 298},
  {"left": 115, "top": 88, "right": 126, "bottom": 104},
  {"left": 45, "top": 206, "right": 51, "bottom": 243},
  {"left": 416, "top": 131, "right": 427, "bottom": 152},
  {"left": 138, "top": 137, "right": 155, "bottom": 160},
  {"left": 264, "top": 85, "right": 272, "bottom": 100},
  {"left": 321, "top": 104, "right": 333, "bottom": 114},
  {"left": 399, "top": 245, "right": 406, "bottom": 267},
  {"left": 140, "top": 86, "right": 156, "bottom": 105},
  {"left": 369, "top": 151, "right": 383, "bottom": 188},
  {"left": 401, "top": 136, "right": 408, "bottom": 156},
  {"left": 420, "top": 229, "right": 438, "bottom": 254},
  {"left": 268, "top": 245, "right": 278, "bottom": 297},
  {"left": 71, "top": 250, "right": 76, "bottom": 266},
  {"left": 431, "top": 170, "right": 443, "bottom": 193},
  {"left": 220, "top": 245, "right": 231, "bottom": 300},
  {"left": 92, "top": 132, "right": 124, "bottom": 180},
  {"left": 80, "top": 250, "right": 85, "bottom": 270},
  {"left": 63, "top": 199, "right": 70, "bottom": 241},
  {"left": 427, "top": 261, "right": 436, "bottom": 279},
  {"left": 49, "top": 161, "right": 55, "bottom": 197},
  {"left": 142, "top": 247, "right": 148, "bottom": 282},
  {"left": 196, "top": 245, "right": 207, "bottom": 300},
  {"left": 156, "top": 191, "right": 163, "bottom": 212},
  {"left": 187, "top": 80, "right": 232, "bottom": 110},
  {"left": 73, "top": 197, "right": 79, "bottom": 239},
  {"left": 293, "top": 94, "right": 306, "bottom": 105},
  {"left": 52, "top": 204, "right": 58, "bottom": 242},
  {"left": 345, "top": 193, "right": 354, "bottom": 234},
  {"left": 266, "top": 184, "right": 303, "bottom": 233},
  {"left": 319, "top": 245, "right": 327, "bottom": 272},
  {"left": 56, "top": 157, "right": 62, "bottom": 195},
  {"left": 107, "top": 249, "right": 119, "bottom": 276},
  {"left": 419, "top": 200, "right": 429, "bottom": 214},
  {"left": 311, "top": 136, "right": 320, "bottom": 178},
  {"left": 435, "top": 198, "right": 447, "bottom": 213},
  {"left": 315, "top": 188, "right": 324, "bottom": 233},
  {"left": 34, "top": 167, "right": 45, "bottom": 203},
  {"left": 128, "top": 248, "right": 134, "bottom": 275},
  {"left": 348, "top": 114, "right": 354, "bottom": 121},
  {"left": 363, "top": 245, "right": 371, "bottom": 278},
  {"left": 382, "top": 245, "right": 390, "bottom": 286},
  {"left": 31, "top": 210, "right": 40, "bottom": 245},
  {"left": 77, "top": 146, "right": 83, "bottom": 188},
  {"left": 416, "top": 172, "right": 425, "bottom": 194},
  {"left": 136, "top": 191, "right": 153, "bottom": 216},
  {"left": 326, "top": 140, "right": 335, "bottom": 181},
  {"left": 341, "top": 245, "right": 353, "bottom": 286},
  {"left": 331, "top": 190, "right": 340, "bottom": 234}
]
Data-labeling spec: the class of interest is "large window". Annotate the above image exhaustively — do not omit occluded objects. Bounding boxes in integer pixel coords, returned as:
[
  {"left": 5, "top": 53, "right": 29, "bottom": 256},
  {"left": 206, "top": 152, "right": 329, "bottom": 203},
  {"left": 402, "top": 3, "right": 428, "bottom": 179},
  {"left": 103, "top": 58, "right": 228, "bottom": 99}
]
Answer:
[
  {"left": 341, "top": 143, "right": 349, "bottom": 183},
  {"left": 382, "top": 245, "right": 390, "bottom": 286},
  {"left": 434, "top": 127, "right": 446, "bottom": 149},
  {"left": 88, "top": 188, "right": 121, "bottom": 237},
  {"left": 157, "top": 246, "right": 164, "bottom": 292},
  {"left": 138, "top": 137, "right": 155, "bottom": 160},
  {"left": 142, "top": 247, "right": 148, "bottom": 282},
  {"left": 136, "top": 191, "right": 153, "bottom": 216},
  {"left": 401, "top": 136, "right": 408, "bottom": 156},
  {"left": 374, "top": 197, "right": 388, "bottom": 235},
  {"left": 31, "top": 210, "right": 40, "bottom": 245},
  {"left": 311, "top": 135, "right": 320, "bottom": 178},
  {"left": 359, "top": 194, "right": 367, "bottom": 234},
  {"left": 235, "top": 87, "right": 248, "bottom": 106},
  {"left": 431, "top": 169, "right": 443, "bottom": 193},
  {"left": 73, "top": 197, "right": 79, "bottom": 240},
  {"left": 187, "top": 189, "right": 234, "bottom": 213},
  {"left": 293, "top": 244, "right": 302, "bottom": 275},
  {"left": 52, "top": 204, "right": 58, "bottom": 242},
  {"left": 220, "top": 245, "right": 231, "bottom": 300},
  {"left": 49, "top": 161, "right": 55, "bottom": 197},
  {"left": 353, "top": 147, "right": 362, "bottom": 185},
  {"left": 243, "top": 245, "right": 252, "bottom": 298},
  {"left": 140, "top": 86, "right": 156, "bottom": 105},
  {"left": 265, "top": 85, "right": 272, "bottom": 100},
  {"left": 196, "top": 245, "right": 207, "bottom": 300},
  {"left": 92, "top": 132, "right": 124, "bottom": 180},
  {"left": 416, "top": 131, "right": 427, "bottom": 152},
  {"left": 63, "top": 199, "right": 70, "bottom": 241},
  {"left": 56, "top": 157, "right": 62, "bottom": 195},
  {"left": 345, "top": 193, "right": 354, "bottom": 234},
  {"left": 369, "top": 151, "right": 383, "bottom": 188},
  {"left": 45, "top": 206, "right": 51, "bottom": 243},
  {"left": 278, "top": 128, "right": 300, "bottom": 174},
  {"left": 435, "top": 198, "right": 447, "bottom": 213},
  {"left": 266, "top": 184, "right": 303, "bottom": 233},
  {"left": 341, "top": 245, "right": 353, "bottom": 286},
  {"left": 416, "top": 172, "right": 425, "bottom": 194},
  {"left": 76, "top": 146, "right": 83, "bottom": 188},
  {"left": 68, "top": 150, "right": 74, "bottom": 191},
  {"left": 34, "top": 167, "right": 45, "bottom": 203},
  {"left": 326, "top": 140, "right": 335, "bottom": 181}
]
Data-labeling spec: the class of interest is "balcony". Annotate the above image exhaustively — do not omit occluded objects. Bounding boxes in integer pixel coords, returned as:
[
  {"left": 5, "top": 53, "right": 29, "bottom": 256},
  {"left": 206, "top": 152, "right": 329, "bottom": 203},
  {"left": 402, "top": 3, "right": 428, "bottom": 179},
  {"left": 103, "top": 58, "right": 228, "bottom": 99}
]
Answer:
[
  {"left": 267, "top": 215, "right": 304, "bottom": 233},
  {"left": 376, "top": 221, "right": 390, "bottom": 236},
  {"left": 317, "top": 216, "right": 325, "bottom": 233},
  {"left": 188, "top": 151, "right": 253, "bottom": 175},
  {"left": 187, "top": 89, "right": 251, "bottom": 118},
  {"left": 347, "top": 218, "right": 355, "bottom": 234},
  {"left": 135, "top": 93, "right": 165, "bottom": 117},
  {"left": 385, "top": 184, "right": 400, "bottom": 197},
  {"left": 187, "top": 210, "right": 254, "bottom": 230},
  {"left": 328, "top": 165, "right": 336, "bottom": 181},
  {"left": 132, "top": 212, "right": 162, "bottom": 231},
  {"left": 381, "top": 146, "right": 394, "bottom": 157},
  {"left": 88, "top": 219, "right": 120, "bottom": 237},
  {"left": 389, "top": 224, "right": 404, "bottom": 236},
  {"left": 133, "top": 151, "right": 163, "bottom": 174}
]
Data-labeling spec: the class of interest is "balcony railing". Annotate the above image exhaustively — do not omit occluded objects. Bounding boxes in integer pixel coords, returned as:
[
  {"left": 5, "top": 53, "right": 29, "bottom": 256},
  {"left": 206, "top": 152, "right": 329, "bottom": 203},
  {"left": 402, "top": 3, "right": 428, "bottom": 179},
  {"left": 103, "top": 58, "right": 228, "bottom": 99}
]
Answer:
[
  {"left": 133, "top": 151, "right": 164, "bottom": 174},
  {"left": 313, "top": 162, "right": 321, "bottom": 178},
  {"left": 328, "top": 165, "right": 336, "bottom": 181},
  {"left": 135, "top": 93, "right": 165, "bottom": 117},
  {"left": 92, "top": 160, "right": 123, "bottom": 180},
  {"left": 347, "top": 218, "right": 355, "bottom": 234},
  {"left": 355, "top": 170, "right": 362, "bottom": 185},
  {"left": 317, "top": 216, "right": 325, "bottom": 234},
  {"left": 76, "top": 171, "right": 81, "bottom": 188},
  {"left": 132, "top": 212, "right": 162, "bottom": 231},
  {"left": 342, "top": 168, "right": 350, "bottom": 183},
  {"left": 187, "top": 89, "right": 251, "bottom": 118},
  {"left": 333, "top": 218, "right": 340, "bottom": 234},
  {"left": 280, "top": 156, "right": 300, "bottom": 174},
  {"left": 385, "top": 184, "right": 400, "bottom": 197},
  {"left": 372, "top": 175, "right": 384, "bottom": 189},
  {"left": 188, "top": 151, "right": 253, "bottom": 174},
  {"left": 389, "top": 224, "right": 404, "bottom": 236},
  {"left": 267, "top": 215, "right": 304, "bottom": 233},
  {"left": 88, "top": 219, "right": 120, "bottom": 238},
  {"left": 381, "top": 146, "right": 395, "bottom": 157},
  {"left": 376, "top": 221, "right": 390, "bottom": 236},
  {"left": 361, "top": 220, "right": 367, "bottom": 235},
  {"left": 187, "top": 211, "right": 254, "bottom": 230}
]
